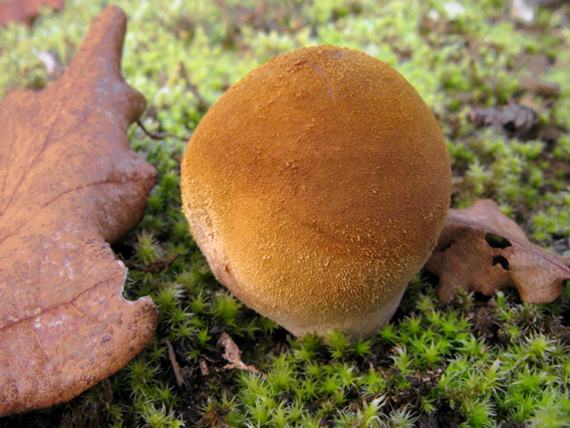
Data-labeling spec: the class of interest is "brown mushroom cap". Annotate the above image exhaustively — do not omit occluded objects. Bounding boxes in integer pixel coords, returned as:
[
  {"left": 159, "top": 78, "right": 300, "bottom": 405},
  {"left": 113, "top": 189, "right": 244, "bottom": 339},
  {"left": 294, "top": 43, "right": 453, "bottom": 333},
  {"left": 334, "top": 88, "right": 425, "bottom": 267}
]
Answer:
[{"left": 181, "top": 45, "right": 451, "bottom": 339}]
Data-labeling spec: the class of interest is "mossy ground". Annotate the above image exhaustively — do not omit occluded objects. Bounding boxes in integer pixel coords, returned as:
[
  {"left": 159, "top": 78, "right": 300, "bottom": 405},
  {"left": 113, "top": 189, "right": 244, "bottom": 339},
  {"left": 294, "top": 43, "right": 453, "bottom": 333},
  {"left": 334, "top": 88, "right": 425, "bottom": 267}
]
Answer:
[{"left": 2, "top": 0, "right": 570, "bottom": 426}]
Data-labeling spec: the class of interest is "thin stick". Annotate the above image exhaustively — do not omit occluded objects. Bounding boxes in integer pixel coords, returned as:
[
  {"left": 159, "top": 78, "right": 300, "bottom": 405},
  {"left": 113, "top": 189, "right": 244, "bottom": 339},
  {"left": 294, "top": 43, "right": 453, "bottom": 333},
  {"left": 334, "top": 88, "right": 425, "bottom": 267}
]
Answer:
[
  {"left": 136, "top": 120, "right": 191, "bottom": 142},
  {"left": 166, "top": 340, "right": 185, "bottom": 387}
]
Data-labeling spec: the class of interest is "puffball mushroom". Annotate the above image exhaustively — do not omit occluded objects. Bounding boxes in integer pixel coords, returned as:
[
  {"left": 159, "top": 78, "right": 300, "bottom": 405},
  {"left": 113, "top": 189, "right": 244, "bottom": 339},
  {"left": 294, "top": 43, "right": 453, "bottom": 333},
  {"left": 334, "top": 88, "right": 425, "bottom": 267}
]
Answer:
[{"left": 181, "top": 45, "right": 451, "bottom": 339}]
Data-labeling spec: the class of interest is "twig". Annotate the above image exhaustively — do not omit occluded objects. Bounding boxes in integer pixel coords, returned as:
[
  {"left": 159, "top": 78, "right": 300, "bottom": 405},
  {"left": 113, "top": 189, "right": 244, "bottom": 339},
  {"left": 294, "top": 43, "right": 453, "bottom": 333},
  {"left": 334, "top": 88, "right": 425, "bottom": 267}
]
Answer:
[
  {"left": 185, "top": 81, "right": 212, "bottom": 110},
  {"left": 121, "top": 254, "right": 181, "bottom": 274},
  {"left": 136, "top": 119, "right": 191, "bottom": 142},
  {"left": 178, "top": 61, "right": 212, "bottom": 110},
  {"left": 165, "top": 340, "right": 185, "bottom": 387}
]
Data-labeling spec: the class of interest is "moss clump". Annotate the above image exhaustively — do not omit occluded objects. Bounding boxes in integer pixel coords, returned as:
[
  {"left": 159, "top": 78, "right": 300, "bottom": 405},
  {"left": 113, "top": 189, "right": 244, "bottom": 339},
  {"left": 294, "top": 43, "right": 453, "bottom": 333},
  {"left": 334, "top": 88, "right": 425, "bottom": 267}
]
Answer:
[{"left": 2, "top": 0, "right": 570, "bottom": 426}]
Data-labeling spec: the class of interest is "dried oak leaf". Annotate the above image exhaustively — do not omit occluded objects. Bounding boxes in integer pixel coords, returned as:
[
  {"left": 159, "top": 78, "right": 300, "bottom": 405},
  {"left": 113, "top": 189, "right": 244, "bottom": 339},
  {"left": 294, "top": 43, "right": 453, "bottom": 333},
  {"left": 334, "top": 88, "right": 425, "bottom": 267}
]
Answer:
[
  {"left": 424, "top": 199, "right": 570, "bottom": 304},
  {"left": 0, "top": 6, "right": 158, "bottom": 416},
  {"left": 0, "top": 0, "right": 64, "bottom": 28}
]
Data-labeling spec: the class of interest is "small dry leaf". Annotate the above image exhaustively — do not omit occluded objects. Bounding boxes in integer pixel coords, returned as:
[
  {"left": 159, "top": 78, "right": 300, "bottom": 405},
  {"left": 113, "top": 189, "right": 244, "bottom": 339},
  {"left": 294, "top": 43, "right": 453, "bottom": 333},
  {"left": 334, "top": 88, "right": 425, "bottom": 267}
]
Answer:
[
  {"left": 217, "top": 332, "right": 259, "bottom": 374},
  {"left": 424, "top": 199, "right": 570, "bottom": 303},
  {"left": 0, "top": 0, "right": 64, "bottom": 27},
  {"left": 199, "top": 358, "right": 210, "bottom": 376},
  {"left": 469, "top": 104, "right": 539, "bottom": 141},
  {"left": 0, "top": 7, "right": 158, "bottom": 416}
]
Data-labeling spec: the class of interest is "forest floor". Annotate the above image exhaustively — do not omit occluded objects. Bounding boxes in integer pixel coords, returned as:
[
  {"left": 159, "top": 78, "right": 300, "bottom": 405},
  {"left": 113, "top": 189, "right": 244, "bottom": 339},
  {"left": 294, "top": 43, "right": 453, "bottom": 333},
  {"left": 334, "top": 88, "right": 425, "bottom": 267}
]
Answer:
[{"left": 1, "top": 0, "right": 570, "bottom": 427}]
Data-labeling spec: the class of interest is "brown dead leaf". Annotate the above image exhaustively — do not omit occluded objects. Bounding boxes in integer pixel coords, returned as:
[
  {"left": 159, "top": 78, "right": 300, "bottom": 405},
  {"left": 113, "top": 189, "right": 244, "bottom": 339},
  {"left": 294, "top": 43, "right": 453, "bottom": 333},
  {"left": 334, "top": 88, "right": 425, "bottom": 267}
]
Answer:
[
  {"left": 199, "top": 358, "right": 210, "bottom": 376},
  {"left": 0, "top": 0, "right": 64, "bottom": 27},
  {"left": 217, "top": 332, "right": 259, "bottom": 374},
  {"left": 469, "top": 104, "right": 539, "bottom": 141},
  {"left": 0, "top": 7, "right": 158, "bottom": 416},
  {"left": 424, "top": 199, "right": 570, "bottom": 304}
]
